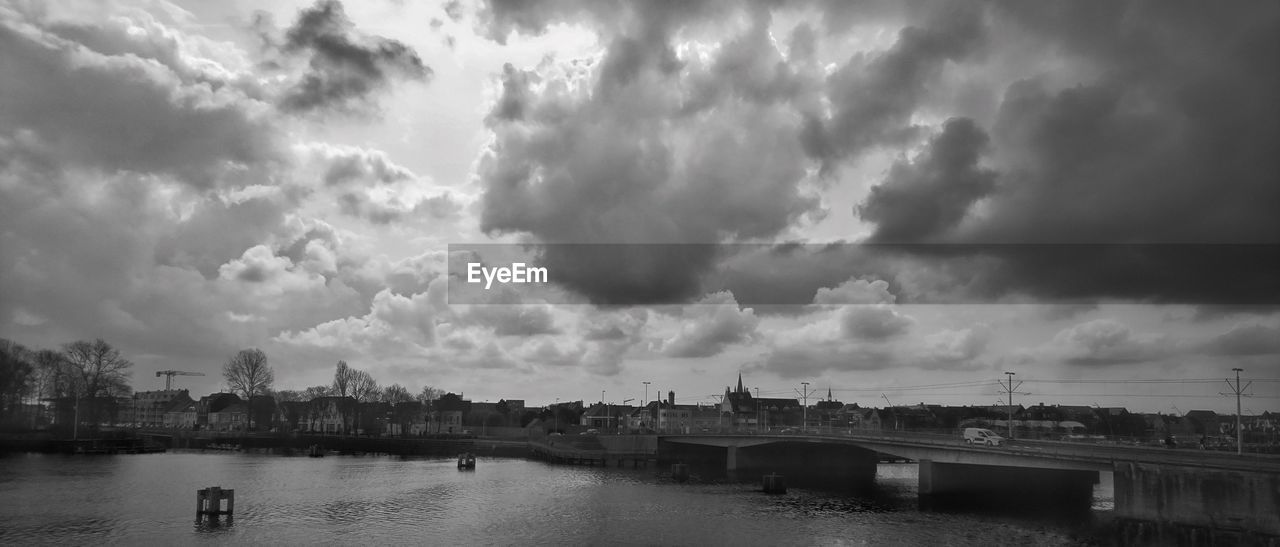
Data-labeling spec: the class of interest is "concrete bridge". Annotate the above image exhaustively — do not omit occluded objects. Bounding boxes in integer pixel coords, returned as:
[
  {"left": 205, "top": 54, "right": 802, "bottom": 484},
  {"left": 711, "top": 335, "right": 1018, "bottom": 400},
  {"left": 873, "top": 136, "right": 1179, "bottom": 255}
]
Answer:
[{"left": 658, "top": 431, "right": 1280, "bottom": 544}]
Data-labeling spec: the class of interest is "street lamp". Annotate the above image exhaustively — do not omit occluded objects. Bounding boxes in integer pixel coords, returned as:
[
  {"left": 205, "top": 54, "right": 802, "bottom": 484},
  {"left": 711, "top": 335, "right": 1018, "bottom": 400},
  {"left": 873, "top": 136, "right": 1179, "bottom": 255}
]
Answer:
[{"left": 1003, "top": 371, "right": 1018, "bottom": 440}]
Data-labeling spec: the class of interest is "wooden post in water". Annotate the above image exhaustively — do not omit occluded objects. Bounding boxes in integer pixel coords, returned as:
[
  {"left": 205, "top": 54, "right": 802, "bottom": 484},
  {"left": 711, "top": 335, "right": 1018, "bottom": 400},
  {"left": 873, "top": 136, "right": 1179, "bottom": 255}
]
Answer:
[
  {"left": 762, "top": 474, "right": 786, "bottom": 494},
  {"left": 671, "top": 463, "right": 690, "bottom": 482},
  {"left": 196, "top": 486, "right": 235, "bottom": 520}
]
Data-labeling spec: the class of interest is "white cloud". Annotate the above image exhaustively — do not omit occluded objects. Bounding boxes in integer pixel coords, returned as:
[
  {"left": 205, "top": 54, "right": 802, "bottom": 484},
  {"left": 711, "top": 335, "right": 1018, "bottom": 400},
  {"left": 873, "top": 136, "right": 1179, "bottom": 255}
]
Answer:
[{"left": 660, "top": 292, "right": 759, "bottom": 358}]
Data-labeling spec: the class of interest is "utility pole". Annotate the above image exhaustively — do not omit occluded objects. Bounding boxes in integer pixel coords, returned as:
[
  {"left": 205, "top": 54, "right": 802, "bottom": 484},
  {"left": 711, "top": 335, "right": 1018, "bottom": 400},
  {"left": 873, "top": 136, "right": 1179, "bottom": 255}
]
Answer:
[
  {"left": 796, "top": 382, "right": 816, "bottom": 432},
  {"left": 747, "top": 384, "right": 757, "bottom": 432},
  {"left": 882, "top": 393, "right": 897, "bottom": 431},
  {"left": 621, "top": 398, "right": 634, "bottom": 432},
  {"left": 1221, "top": 368, "right": 1251, "bottom": 456},
  {"left": 1000, "top": 372, "right": 1023, "bottom": 440}
]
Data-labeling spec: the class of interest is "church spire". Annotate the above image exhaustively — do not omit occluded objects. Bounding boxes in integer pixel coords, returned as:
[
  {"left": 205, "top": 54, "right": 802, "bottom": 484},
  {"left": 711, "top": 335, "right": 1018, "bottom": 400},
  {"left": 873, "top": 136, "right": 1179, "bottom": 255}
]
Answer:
[{"left": 737, "top": 373, "right": 744, "bottom": 394}]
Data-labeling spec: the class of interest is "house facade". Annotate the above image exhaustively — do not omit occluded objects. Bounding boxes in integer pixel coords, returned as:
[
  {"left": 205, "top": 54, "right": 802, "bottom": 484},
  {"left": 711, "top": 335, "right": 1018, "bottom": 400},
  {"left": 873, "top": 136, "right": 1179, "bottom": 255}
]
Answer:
[{"left": 129, "top": 390, "right": 192, "bottom": 427}]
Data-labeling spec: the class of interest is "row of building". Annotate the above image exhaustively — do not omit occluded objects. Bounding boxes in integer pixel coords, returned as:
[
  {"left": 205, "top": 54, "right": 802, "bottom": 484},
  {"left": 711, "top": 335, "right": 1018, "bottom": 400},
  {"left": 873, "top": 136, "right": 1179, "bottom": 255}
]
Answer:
[
  {"left": 36, "top": 373, "right": 1278, "bottom": 443},
  {"left": 572, "top": 375, "right": 1277, "bottom": 443},
  {"left": 119, "top": 390, "right": 526, "bottom": 436}
]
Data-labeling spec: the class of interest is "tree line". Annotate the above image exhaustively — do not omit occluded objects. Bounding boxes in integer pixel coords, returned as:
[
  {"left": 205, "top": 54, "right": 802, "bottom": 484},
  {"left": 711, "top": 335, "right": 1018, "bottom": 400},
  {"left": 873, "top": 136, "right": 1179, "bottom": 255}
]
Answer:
[
  {"left": 258, "top": 359, "right": 447, "bottom": 406},
  {"left": 0, "top": 338, "right": 134, "bottom": 428},
  {"left": 1, "top": 337, "right": 451, "bottom": 427}
]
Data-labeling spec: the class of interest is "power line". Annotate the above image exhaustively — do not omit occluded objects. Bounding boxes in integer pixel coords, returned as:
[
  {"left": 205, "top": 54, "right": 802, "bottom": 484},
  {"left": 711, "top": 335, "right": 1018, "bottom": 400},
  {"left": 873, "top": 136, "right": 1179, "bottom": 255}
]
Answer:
[{"left": 1025, "top": 379, "right": 1223, "bottom": 384}]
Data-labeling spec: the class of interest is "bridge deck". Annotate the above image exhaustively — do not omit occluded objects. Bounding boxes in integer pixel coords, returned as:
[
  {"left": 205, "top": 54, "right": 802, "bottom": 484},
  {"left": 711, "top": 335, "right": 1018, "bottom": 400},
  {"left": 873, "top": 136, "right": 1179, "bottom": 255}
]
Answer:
[{"left": 659, "top": 432, "right": 1280, "bottom": 473}]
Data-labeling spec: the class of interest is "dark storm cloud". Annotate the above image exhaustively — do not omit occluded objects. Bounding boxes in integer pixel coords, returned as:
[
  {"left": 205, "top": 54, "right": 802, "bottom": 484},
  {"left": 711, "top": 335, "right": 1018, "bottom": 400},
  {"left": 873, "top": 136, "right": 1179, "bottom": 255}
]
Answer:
[
  {"left": 858, "top": 118, "right": 997, "bottom": 243},
  {"left": 474, "top": 0, "right": 1279, "bottom": 307},
  {"left": 1047, "top": 319, "right": 1176, "bottom": 367},
  {"left": 274, "top": 0, "right": 430, "bottom": 113},
  {"left": 488, "top": 63, "right": 533, "bottom": 122},
  {"left": 923, "top": 2, "right": 1280, "bottom": 301},
  {"left": 474, "top": 1, "right": 845, "bottom": 305},
  {"left": 802, "top": 3, "right": 988, "bottom": 173},
  {"left": 850, "top": 2, "right": 1280, "bottom": 303},
  {"left": 1201, "top": 323, "right": 1280, "bottom": 356}
]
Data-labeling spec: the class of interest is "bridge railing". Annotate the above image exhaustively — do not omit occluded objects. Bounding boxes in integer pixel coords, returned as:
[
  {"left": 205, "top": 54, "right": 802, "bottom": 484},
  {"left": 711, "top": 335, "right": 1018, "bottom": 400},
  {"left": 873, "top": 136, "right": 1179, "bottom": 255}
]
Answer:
[{"left": 655, "top": 428, "right": 1280, "bottom": 465}]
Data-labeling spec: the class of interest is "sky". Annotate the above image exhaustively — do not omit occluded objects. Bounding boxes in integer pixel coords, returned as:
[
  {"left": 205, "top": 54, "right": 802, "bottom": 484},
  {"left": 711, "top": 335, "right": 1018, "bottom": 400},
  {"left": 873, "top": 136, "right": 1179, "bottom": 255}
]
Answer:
[{"left": 0, "top": 0, "right": 1277, "bottom": 414}]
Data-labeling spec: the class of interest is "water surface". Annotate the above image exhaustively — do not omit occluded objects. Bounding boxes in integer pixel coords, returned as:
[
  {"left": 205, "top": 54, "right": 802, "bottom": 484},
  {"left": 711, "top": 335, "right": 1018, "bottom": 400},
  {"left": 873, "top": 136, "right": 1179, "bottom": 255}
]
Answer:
[{"left": 0, "top": 452, "right": 1109, "bottom": 545}]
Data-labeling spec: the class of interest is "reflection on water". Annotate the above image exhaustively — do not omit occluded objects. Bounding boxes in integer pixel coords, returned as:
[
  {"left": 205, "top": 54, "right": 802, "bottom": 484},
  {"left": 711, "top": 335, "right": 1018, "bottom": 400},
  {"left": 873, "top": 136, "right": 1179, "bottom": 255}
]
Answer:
[
  {"left": 0, "top": 452, "right": 1109, "bottom": 545},
  {"left": 194, "top": 516, "right": 235, "bottom": 535}
]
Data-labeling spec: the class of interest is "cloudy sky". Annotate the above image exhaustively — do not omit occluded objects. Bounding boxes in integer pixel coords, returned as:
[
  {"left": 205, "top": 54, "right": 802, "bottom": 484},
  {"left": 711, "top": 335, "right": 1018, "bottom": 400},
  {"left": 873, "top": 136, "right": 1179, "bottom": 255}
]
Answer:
[{"left": 1, "top": 0, "right": 1277, "bottom": 413}]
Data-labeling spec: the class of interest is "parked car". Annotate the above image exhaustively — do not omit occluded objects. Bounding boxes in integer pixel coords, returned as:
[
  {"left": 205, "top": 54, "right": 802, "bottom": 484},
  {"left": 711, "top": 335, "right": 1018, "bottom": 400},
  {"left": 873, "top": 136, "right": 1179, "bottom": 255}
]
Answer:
[{"left": 963, "top": 428, "right": 1005, "bottom": 446}]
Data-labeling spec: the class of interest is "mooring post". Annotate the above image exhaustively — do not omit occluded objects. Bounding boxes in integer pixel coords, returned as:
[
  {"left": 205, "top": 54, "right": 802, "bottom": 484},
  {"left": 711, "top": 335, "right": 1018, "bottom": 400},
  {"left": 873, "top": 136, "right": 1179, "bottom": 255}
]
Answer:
[{"left": 196, "top": 486, "right": 235, "bottom": 520}]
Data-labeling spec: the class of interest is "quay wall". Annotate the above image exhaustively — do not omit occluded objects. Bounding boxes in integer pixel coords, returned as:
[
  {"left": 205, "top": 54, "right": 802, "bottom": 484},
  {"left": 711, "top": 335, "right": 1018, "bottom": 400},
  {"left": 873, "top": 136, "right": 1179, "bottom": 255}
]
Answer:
[{"left": 1114, "top": 461, "right": 1280, "bottom": 545}]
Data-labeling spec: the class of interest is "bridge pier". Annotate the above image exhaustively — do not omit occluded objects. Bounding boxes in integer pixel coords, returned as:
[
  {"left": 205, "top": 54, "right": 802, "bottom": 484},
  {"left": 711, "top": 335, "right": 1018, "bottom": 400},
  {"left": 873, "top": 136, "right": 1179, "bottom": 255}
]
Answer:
[
  {"left": 917, "top": 460, "right": 1096, "bottom": 513},
  {"left": 726, "top": 443, "right": 877, "bottom": 489},
  {"left": 1113, "top": 461, "right": 1280, "bottom": 544}
]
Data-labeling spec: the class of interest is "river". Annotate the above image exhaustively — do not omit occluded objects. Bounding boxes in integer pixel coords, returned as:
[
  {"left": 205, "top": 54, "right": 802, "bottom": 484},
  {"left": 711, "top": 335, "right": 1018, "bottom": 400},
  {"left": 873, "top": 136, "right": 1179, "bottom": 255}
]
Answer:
[{"left": 0, "top": 451, "right": 1112, "bottom": 545}]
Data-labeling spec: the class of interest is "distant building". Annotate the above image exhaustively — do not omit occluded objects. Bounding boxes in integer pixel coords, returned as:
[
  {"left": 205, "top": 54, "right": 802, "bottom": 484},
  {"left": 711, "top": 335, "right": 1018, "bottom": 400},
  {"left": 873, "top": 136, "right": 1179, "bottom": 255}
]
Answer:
[
  {"left": 432, "top": 393, "right": 471, "bottom": 434},
  {"left": 581, "top": 403, "right": 635, "bottom": 430},
  {"left": 209, "top": 401, "right": 247, "bottom": 431},
  {"left": 720, "top": 374, "right": 800, "bottom": 430},
  {"left": 196, "top": 393, "right": 242, "bottom": 431},
  {"left": 301, "top": 396, "right": 357, "bottom": 434},
  {"left": 850, "top": 407, "right": 883, "bottom": 431},
  {"left": 163, "top": 399, "right": 198, "bottom": 429},
  {"left": 386, "top": 401, "right": 428, "bottom": 436},
  {"left": 1184, "top": 410, "right": 1221, "bottom": 435},
  {"left": 130, "top": 390, "right": 192, "bottom": 427}
]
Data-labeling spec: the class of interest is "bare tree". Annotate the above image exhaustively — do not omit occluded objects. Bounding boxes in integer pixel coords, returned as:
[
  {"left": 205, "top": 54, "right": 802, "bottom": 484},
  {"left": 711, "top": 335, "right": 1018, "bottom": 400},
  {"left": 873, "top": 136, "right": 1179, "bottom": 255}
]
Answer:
[
  {"left": 224, "top": 349, "right": 274, "bottom": 400},
  {"left": 332, "top": 360, "right": 354, "bottom": 397},
  {"left": 382, "top": 383, "right": 413, "bottom": 404},
  {"left": 350, "top": 370, "right": 379, "bottom": 403},
  {"left": 62, "top": 339, "right": 133, "bottom": 399},
  {"left": 0, "top": 339, "right": 35, "bottom": 420},
  {"left": 59, "top": 339, "right": 132, "bottom": 431},
  {"left": 416, "top": 386, "right": 444, "bottom": 404},
  {"left": 302, "top": 385, "right": 331, "bottom": 400},
  {"left": 271, "top": 389, "right": 304, "bottom": 403},
  {"left": 33, "top": 349, "right": 73, "bottom": 403},
  {"left": 224, "top": 349, "right": 274, "bottom": 431}
]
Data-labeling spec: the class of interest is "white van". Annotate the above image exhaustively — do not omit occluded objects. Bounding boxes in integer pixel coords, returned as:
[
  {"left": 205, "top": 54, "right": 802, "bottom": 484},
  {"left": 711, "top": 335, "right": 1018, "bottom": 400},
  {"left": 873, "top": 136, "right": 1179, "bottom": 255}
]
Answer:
[{"left": 963, "top": 428, "right": 1005, "bottom": 446}]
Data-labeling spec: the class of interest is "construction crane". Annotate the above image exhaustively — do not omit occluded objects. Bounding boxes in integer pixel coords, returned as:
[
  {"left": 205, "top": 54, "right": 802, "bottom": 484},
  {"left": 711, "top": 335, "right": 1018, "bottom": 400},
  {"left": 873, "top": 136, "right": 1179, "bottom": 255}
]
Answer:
[{"left": 156, "top": 370, "right": 205, "bottom": 390}]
